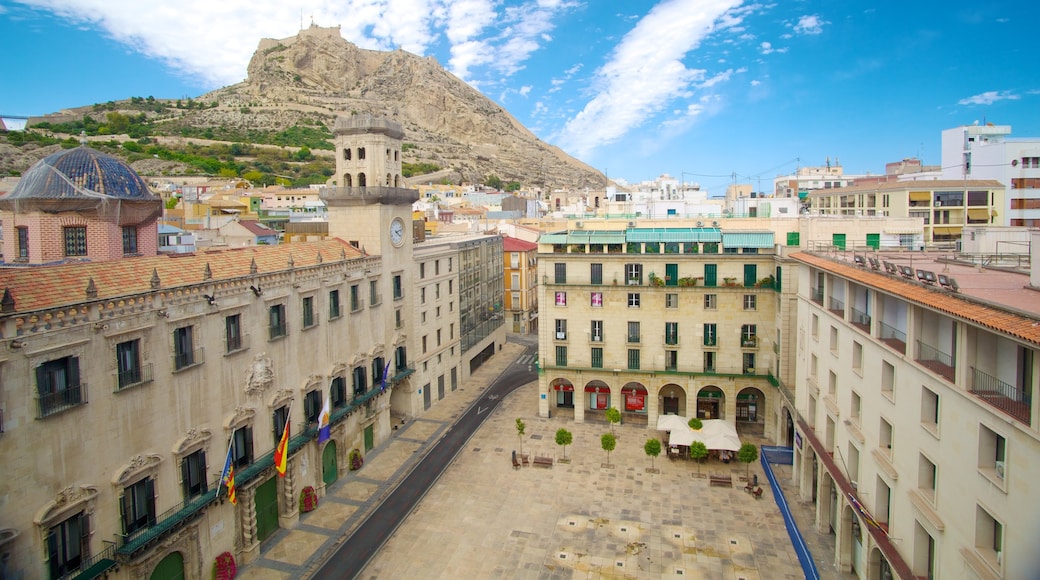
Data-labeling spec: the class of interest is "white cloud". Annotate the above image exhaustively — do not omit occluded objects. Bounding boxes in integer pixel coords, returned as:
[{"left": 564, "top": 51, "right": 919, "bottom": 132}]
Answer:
[
  {"left": 750, "top": 79, "right": 761, "bottom": 86},
  {"left": 958, "top": 90, "right": 1021, "bottom": 106},
  {"left": 519, "top": 85, "right": 532, "bottom": 97},
  {"left": 792, "top": 14, "right": 828, "bottom": 35},
  {"left": 556, "top": 0, "right": 743, "bottom": 157}
]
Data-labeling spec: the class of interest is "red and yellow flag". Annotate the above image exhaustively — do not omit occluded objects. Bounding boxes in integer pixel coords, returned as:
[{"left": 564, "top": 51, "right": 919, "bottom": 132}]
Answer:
[
  {"left": 274, "top": 417, "right": 290, "bottom": 477},
  {"left": 226, "top": 465, "right": 237, "bottom": 505}
]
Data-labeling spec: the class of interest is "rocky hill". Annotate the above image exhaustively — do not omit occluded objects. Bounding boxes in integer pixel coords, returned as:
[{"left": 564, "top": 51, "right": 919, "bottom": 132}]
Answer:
[{"left": 8, "top": 25, "right": 605, "bottom": 190}]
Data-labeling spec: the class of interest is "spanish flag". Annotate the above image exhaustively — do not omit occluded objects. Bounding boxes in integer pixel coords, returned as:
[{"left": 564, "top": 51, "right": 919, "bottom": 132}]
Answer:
[{"left": 274, "top": 416, "right": 291, "bottom": 477}]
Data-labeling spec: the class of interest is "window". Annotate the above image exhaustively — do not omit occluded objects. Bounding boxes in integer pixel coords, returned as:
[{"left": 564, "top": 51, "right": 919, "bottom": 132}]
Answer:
[
  {"left": 591, "top": 320, "right": 603, "bottom": 342},
  {"left": 47, "top": 512, "right": 88, "bottom": 579},
  {"left": 627, "top": 349, "right": 640, "bottom": 370},
  {"left": 450, "top": 323, "right": 454, "bottom": 339},
  {"left": 741, "top": 324, "right": 757, "bottom": 347},
  {"left": 511, "top": 273, "right": 520, "bottom": 290},
  {"left": 743, "top": 294, "right": 757, "bottom": 310},
  {"left": 273, "top": 406, "right": 290, "bottom": 445},
  {"left": 703, "top": 263, "right": 718, "bottom": 285},
  {"left": 370, "top": 280, "right": 380, "bottom": 305},
  {"left": 704, "top": 351, "right": 716, "bottom": 373},
  {"left": 978, "top": 424, "right": 1006, "bottom": 482},
  {"left": 116, "top": 339, "right": 143, "bottom": 389},
  {"left": 437, "top": 329, "right": 442, "bottom": 346},
  {"left": 627, "top": 321, "right": 640, "bottom": 343},
  {"left": 302, "top": 296, "right": 315, "bottom": 328},
  {"left": 435, "top": 283, "right": 441, "bottom": 300},
  {"left": 173, "top": 326, "right": 196, "bottom": 370},
  {"left": 393, "top": 275, "right": 403, "bottom": 300},
  {"left": 851, "top": 391, "right": 861, "bottom": 423},
  {"left": 626, "top": 263, "right": 642, "bottom": 285},
  {"left": 232, "top": 425, "right": 253, "bottom": 468},
  {"left": 181, "top": 449, "right": 208, "bottom": 500},
  {"left": 63, "top": 226, "right": 87, "bottom": 256},
  {"left": 852, "top": 341, "right": 863, "bottom": 372},
  {"left": 666, "top": 293, "right": 678, "bottom": 308},
  {"left": 918, "top": 454, "right": 937, "bottom": 500},
  {"left": 830, "top": 326, "right": 839, "bottom": 353},
  {"left": 122, "top": 226, "right": 138, "bottom": 255},
  {"left": 921, "top": 387, "right": 939, "bottom": 433},
  {"left": 555, "top": 291, "right": 567, "bottom": 306},
  {"left": 35, "top": 357, "right": 84, "bottom": 418},
  {"left": 269, "top": 303, "right": 287, "bottom": 339},
  {"left": 975, "top": 505, "right": 1004, "bottom": 568},
  {"left": 422, "top": 335, "right": 427, "bottom": 353},
  {"left": 448, "top": 280, "right": 453, "bottom": 294},
  {"left": 743, "top": 353, "right": 756, "bottom": 374},
  {"left": 555, "top": 346, "right": 567, "bottom": 366},
  {"left": 590, "top": 292, "right": 603, "bottom": 307},
  {"left": 811, "top": 314, "right": 819, "bottom": 340},
  {"left": 16, "top": 226, "right": 28, "bottom": 259},
  {"left": 353, "top": 366, "right": 368, "bottom": 396},
  {"left": 304, "top": 389, "right": 322, "bottom": 424},
  {"left": 554, "top": 262, "right": 567, "bottom": 283},
  {"left": 352, "top": 285, "right": 362, "bottom": 310},
  {"left": 704, "top": 294, "right": 717, "bottom": 310},
  {"left": 554, "top": 319, "right": 567, "bottom": 340},
  {"left": 880, "top": 417, "right": 894, "bottom": 454},
  {"left": 665, "top": 322, "right": 678, "bottom": 345},
  {"left": 122, "top": 477, "right": 156, "bottom": 535},
  {"left": 881, "top": 360, "right": 894, "bottom": 398},
  {"left": 436, "top": 260, "right": 441, "bottom": 275},
  {"left": 810, "top": 354, "right": 819, "bottom": 382},
  {"left": 372, "top": 357, "right": 386, "bottom": 390},
  {"left": 420, "top": 262, "right": 426, "bottom": 278},
  {"left": 828, "top": 370, "right": 837, "bottom": 397},
  {"left": 627, "top": 293, "right": 640, "bottom": 308},
  {"left": 665, "top": 350, "right": 678, "bottom": 371},
  {"left": 591, "top": 347, "right": 603, "bottom": 368},
  {"left": 329, "top": 290, "right": 342, "bottom": 319},
  {"left": 591, "top": 263, "right": 603, "bottom": 285},
  {"left": 331, "top": 377, "right": 347, "bottom": 408},
  {"left": 703, "top": 323, "right": 717, "bottom": 346},
  {"left": 510, "top": 252, "right": 520, "bottom": 268}
]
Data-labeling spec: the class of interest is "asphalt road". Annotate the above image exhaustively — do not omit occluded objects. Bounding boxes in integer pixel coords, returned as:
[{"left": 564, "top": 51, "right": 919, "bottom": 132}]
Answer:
[{"left": 312, "top": 344, "right": 537, "bottom": 579}]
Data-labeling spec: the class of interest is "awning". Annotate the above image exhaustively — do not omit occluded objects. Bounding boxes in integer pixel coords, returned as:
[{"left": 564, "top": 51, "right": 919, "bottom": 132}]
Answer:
[
  {"left": 553, "top": 383, "right": 574, "bottom": 391},
  {"left": 931, "top": 226, "right": 963, "bottom": 235},
  {"left": 539, "top": 233, "right": 567, "bottom": 244},
  {"left": 626, "top": 228, "right": 721, "bottom": 243},
  {"left": 884, "top": 227, "right": 920, "bottom": 234},
  {"left": 967, "top": 208, "right": 990, "bottom": 221},
  {"left": 722, "top": 231, "right": 775, "bottom": 249},
  {"left": 909, "top": 191, "right": 931, "bottom": 202},
  {"left": 584, "top": 385, "right": 610, "bottom": 393}
]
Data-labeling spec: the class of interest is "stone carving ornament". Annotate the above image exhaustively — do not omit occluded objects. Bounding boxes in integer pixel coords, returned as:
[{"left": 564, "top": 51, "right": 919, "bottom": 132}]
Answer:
[{"left": 246, "top": 353, "right": 275, "bottom": 397}]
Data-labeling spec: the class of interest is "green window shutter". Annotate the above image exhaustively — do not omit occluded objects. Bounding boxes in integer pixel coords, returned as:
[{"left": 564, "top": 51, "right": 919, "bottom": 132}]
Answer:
[
  {"left": 743, "top": 264, "right": 757, "bottom": 287},
  {"left": 786, "top": 231, "right": 800, "bottom": 246},
  {"left": 866, "top": 233, "right": 880, "bottom": 249},
  {"left": 704, "top": 264, "right": 717, "bottom": 287},
  {"left": 832, "top": 233, "right": 846, "bottom": 250},
  {"left": 775, "top": 266, "right": 782, "bottom": 292}
]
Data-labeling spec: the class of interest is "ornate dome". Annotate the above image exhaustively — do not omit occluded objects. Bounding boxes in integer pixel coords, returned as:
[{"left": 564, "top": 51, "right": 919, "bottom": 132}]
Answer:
[{"left": 3, "top": 144, "right": 154, "bottom": 202}]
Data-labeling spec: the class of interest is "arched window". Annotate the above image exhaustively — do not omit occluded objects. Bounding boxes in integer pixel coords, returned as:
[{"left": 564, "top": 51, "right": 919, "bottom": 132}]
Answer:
[
  {"left": 343, "top": 174, "right": 352, "bottom": 187},
  {"left": 358, "top": 173, "right": 367, "bottom": 187},
  {"left": 386, "top": 173, "right": 392, "bottom": 186},
  {"left": 394, "top": 175, "right": 400, "bottom": 187}
]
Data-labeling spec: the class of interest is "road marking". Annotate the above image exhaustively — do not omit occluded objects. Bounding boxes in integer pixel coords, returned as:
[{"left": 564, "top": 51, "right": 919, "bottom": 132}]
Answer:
[{"left": 477, "top": 406, "right": 487, "bottom": 415}]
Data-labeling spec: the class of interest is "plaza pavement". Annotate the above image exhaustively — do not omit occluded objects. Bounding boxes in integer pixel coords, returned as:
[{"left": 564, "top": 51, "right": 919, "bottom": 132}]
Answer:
[{"left": 241, "top": 340, "right": 855, "bottom": 579}]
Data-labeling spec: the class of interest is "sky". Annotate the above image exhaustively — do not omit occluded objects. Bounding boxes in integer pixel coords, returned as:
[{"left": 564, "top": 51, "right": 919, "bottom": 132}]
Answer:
[{"left": 2, "top": 0, "right": 1039, "bottom": 194}]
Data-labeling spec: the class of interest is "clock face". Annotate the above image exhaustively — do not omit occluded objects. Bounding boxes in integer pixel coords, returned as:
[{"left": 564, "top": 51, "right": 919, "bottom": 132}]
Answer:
[{"left": 390, "top": 218, "right": 405, "bottom": 247}]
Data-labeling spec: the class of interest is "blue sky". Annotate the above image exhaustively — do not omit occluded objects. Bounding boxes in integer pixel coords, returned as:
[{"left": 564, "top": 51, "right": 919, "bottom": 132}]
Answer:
[{"left": 2, "top": 0, "right": 1039, "bottom": 193}]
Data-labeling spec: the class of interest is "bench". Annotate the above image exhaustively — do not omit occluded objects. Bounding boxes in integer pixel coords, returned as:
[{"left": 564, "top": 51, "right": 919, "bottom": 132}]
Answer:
[
  {"left": 521, "top": 454, "right": 530, "bottom": 467},
  {"left": 533, "top": 456, "right": 553, "bottom": 468},
  {"left": 710, "top": 474, "right": 733, "bottom": 487}
]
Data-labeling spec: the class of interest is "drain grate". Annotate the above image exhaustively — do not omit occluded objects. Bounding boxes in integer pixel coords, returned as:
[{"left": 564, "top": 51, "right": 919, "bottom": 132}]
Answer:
[{"left": 473, "top": 447, "right": 481, "bottom": 452}]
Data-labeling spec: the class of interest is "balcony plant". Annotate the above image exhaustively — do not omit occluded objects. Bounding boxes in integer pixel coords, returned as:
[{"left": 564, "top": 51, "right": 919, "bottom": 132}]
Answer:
[
  {"left": 677, "top": 276, "right": 700, "bottom": 287},
  {"left": 648, "top": 272, "right": 665, "bottom": 286},
  {"left": 723, "top": 277, "right": 738, "bottom": 287}
]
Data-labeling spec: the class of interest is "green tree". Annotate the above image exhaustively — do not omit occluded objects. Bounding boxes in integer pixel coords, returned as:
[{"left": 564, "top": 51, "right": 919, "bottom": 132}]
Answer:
[
  {"left": 605, "top": 407, "right": 621, "bottom": 436},
  {"left": 504, "top": 181, "right": 521, "bottom": 192},
  {"left": 644, "top": 438, "right": 662, "bottom": 470},
  {"left": 688, "top": 441, "right": 708, "bottom": 475},
  {"left": 555, "top": 428, "right": 572, "bottom": 461},
  {"left": 601, "top": 433, "right": 616, "bottom": 466},
  {"left": 737, "top": 443, "right": 759, "bottom": 481},
  {"left": 485, "top": 174, "right": 502, "bottom": 190},
  {"left": 105, "top": 111, "right": 130, "bottom": 135},
  {"left": 515, "top": 418, "right": 526, "bottom": 457},
  {"left": 688, "top": 417, "right": 703, "bottom": 430},
  {"left": 164, "top": 197, "right": 179, "bottom": 210}
]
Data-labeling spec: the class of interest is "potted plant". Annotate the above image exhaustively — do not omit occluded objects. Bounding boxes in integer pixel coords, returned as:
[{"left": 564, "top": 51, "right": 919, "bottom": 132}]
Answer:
[
  {"left": 648, "top": 272, "right": 665, "bottom": 287},
  {"left": 214, "top": 551, "right": 237, "bottom": 580},
  {"left": 299, "top": 486, "right": 319, "bottom": 513},
  {"left": 349, "top": 448, "right": 364, "bottom": 470}
]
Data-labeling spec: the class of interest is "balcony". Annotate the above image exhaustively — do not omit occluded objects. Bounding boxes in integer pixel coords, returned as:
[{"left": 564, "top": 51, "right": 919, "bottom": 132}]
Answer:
[
  {"left": 70, "top": 542, "right": 117, "bottom": 579},
  {"left": 741, "top": 337, "right": 758, "bottom": 348},
  {"left": 828, "top": 297, "right": 844, "bottom": 317},
  {"left": 37, "top": 383, "right": 87, "bottom": 418},
  {"left": 172, "top": 347, "right": 205, "bottom": 371},
  {"left": 116, "top": 363, "right": 154, "bottom": 391},
  {"left": 627, "top": 334, "right": 641, "bottom": 344},
  {"left": 703, "top": 337, "right": 718, "bottom": 348},
  {"left": 665, "top": 334, "right": 679, "bottom": 346},
  {"left": 268, "top": 321, "right": 288, "bottom": 340},
  {"left": 879, "top": 322, "right": 907, "bottom": 355},
  {"left": 970, "top": 367, "right": 1031, "bottom": 425},
  {"left": 117, "top": 488, "right": 218, "bottom": 557},
  {"left": 915, "top": 340, "right": 954, "bottom": 382},
  {"left": 811, "top": 287, "right": 824, "bottom": 305},
  {"left": 225, "top": 333, "right": 251, "bottom": 355},
  {"left": 849, "top": 307, "right": 871, "bottom": 333}
]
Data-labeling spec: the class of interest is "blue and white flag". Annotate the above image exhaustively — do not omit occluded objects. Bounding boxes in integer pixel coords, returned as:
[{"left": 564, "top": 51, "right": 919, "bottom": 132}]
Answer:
[{"left": 317, "top": 392, "right": 332, "bottom": 444}]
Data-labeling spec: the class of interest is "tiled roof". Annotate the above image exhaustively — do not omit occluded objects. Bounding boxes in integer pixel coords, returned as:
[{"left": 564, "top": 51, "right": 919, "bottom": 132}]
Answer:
[
  {"left": 0, "top": 239, "right": 364, "bottom": 314},
  {"left": 791, "top": 252, "right": 1040, "bottom": 345},
  {"left": 238, "top": 220, "right": 276, "bottom": 236},
  {"left": 502, "top": 236, "right": 537, "bottom": 252}
]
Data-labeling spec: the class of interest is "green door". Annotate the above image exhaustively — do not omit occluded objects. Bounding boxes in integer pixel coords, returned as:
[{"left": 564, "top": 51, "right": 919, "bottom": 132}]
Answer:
[
  {"left": 255, "top": 477, "right": 279, "bottom": 543},
  {"left": 364, "top": 425, "right": 374, "bottom": 452},
  {"left": 704, "top": 264, "right": 717, "bottom": 287},
  {"left": 866, "top": 233, "right": 880, "bottom": 250},
  {"left": 322, "top": 441, "right": 338, "bottom": 487},
  {"left": 743, "top": 264, "right": 757, "bottom": 287},
  {"left": 149, "top": 551, "right": 184, "bottom": 580},
  {"left": 832, "top": 233, "right": 846, "bottom": 250},
  {"left": 665, "top": 263, "right": 678, "bottom": 286}
]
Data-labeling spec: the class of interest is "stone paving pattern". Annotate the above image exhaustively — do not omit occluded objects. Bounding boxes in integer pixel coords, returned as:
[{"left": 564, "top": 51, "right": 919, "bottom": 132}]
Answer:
[{"left": 242, "top": 341, "right": 856, "bottom": 579}]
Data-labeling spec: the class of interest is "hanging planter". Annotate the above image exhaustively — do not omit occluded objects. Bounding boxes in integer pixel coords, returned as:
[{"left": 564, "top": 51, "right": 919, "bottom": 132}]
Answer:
[
  {"left": 349, "top": 448, "right": 364, "bottom": 471},
  {"left": 214, "top": 551, "right": 237, "bottom": 580},
  {"left": 299, "top": 486, "right": 319, "bottom": 513}
]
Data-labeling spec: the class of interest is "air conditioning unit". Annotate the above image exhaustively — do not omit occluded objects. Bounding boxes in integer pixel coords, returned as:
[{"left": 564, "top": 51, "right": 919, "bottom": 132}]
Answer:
[
  {"left": 628, "top": 221, "right": 636, "bottom": 227},
  {"left": 556, "top": 332, "right": 566, "bottom": 340},
  {"left": 934, "top": 201, "right": 941, "bottom": 207},
  {"left": 575, "top": 221, "right": 584, "bottom": 229}
]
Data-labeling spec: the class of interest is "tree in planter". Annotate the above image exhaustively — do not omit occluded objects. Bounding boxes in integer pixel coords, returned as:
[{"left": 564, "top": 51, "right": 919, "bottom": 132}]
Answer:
[
  {"left": 555, "top": 428, "right": 573, "bottom": 461},
  {"left": 737, "top": 442, "right": 759, "bottom": 481},
  {"left": 601, "top": 433, "right": 616, "bottom": 467},
  {"left": 689, "top": 441, "right": 708, "bottom": 475},
  {"left": 515, "top": 418, "right": 526, "bottom": 456},
  {"left": 688, "top": 417, "right": 703, "bottom": 430},
  {"left": 644, "top": 438, "right": 662, "bottom": 470},
  {"left": 605, "top": 407, "right": 621, "bottom": 436}
]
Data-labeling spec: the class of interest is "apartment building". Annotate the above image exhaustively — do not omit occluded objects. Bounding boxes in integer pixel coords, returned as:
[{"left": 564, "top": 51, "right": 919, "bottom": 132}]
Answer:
[
  {"left": 503, "top": 236, "right": 538, "bottom": 335},
  {"left": 790, "top": 244, "right": 1040, "bottom": 579}
]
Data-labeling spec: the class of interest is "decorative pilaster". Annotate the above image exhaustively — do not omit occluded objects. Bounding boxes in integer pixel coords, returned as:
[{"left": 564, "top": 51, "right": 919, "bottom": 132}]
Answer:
[{"left": 238, "top": 488, "right": 260, "bottom": 564}]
